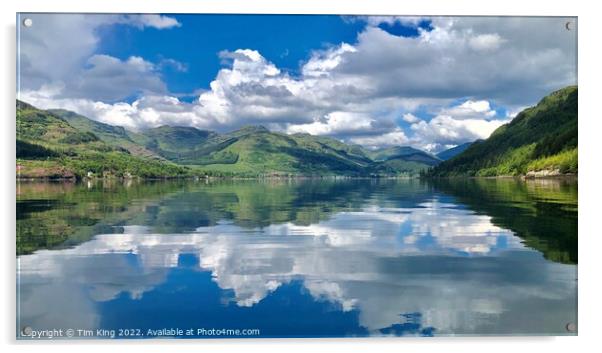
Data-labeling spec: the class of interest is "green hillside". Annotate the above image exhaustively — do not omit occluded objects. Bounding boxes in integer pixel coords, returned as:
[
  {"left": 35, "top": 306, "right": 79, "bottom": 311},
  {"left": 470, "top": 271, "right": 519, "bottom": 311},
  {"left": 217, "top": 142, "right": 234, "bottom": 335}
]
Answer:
[
  {"left": 430, "top": 86, "right": 577, "bottom": 176},
  {"left": 16, "top": 100, "right": 440, "bottom": 178},
  {"left": 367, "top": 146, "right": 441, "bottom": 166},
  {"left": 16, "top": 86, "right": 578, "bottom": 179},
  {"left": 370, "top": 157, "right": 433, "bottom": 175},
  {"left": 130, "top": 125, "right": 217, "bottom": 161},
  {"left": 192, "top": 129, "right": 371, "bottom": 176},
  {"left": 17, "top": 101, "right": 189, "bottom": 179},
  {"left": 49, "top": 109, "right": 160, "bottom": 159},
  {"left": 131, "top": 126, "right": 379, "bottom": 175},
  {"left": 187, "top": 128, "right": 434, "bottom": 177}
]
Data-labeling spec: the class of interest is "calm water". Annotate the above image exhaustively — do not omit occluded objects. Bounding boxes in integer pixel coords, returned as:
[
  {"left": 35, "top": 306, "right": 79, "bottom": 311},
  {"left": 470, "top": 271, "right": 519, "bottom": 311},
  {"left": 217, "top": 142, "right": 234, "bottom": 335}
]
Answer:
[{"left": 16, "top": 178, "right": 577, "bottom": 338}]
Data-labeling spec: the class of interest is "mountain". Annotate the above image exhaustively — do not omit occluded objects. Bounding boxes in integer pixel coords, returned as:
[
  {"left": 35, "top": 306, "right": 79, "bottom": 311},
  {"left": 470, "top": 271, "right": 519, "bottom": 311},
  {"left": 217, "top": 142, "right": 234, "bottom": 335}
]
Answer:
[
  {"left": 190, "top": 129, "right": 372, "bottom": 176},
  {"left": 430, "top": 86, "right": 577, "bottom": 177},
  {"left": 369, "top": 157, "right": 434, "bottom": 175},
  {"left": 17, "top": 101, "right": 189, "bottom": 179},
  {"left": 17, "top": 100, "right": 441, "bottom": 178},
  {"left": 367, "top": 146, "right": 441, "bottom": 166},
  {"left": 436, "top": 141, "right": 475, "bottom": 161},
  {"left": 49, "top": 109, "right": 160, "bottom": 159},
  {"left": 129, "top": 125, "right": 218, "bottom": 162},
  {"left": 365, "top": 146, "right": 441, "bottom": 175},
  {"left": 178, "top": 129, "right": 434, "bottom": 176}
]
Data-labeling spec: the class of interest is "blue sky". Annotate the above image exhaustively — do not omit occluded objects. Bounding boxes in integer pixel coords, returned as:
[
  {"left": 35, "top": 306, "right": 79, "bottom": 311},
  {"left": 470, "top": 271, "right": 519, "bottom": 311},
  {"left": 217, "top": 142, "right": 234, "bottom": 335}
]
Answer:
[
  {"left": 18, "top": 14, "right": 577, "bottom": 152},
  {"left": 97, "top": 15, "right": 366, "bottom": 95},
  {"left": 96, "top": 15, "right": 435, "bottom": 98}
]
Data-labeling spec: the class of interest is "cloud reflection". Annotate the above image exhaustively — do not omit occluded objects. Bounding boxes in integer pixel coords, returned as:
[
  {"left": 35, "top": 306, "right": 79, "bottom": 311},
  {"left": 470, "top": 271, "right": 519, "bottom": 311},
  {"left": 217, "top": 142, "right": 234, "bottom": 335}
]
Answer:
[{"left": 18, "top": 196, "right": 576, "bottom": 335}]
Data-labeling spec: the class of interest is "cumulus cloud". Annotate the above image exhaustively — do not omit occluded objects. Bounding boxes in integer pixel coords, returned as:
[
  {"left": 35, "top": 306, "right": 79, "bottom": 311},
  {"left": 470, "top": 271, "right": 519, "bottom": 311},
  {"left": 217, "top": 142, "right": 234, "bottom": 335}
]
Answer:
[
  {"left": 336, "top": 18, "right": 575, "bottom": 104},
  {"left": 349, "top": 129, "right": 410, "bottom": 149},
  {"left": 21, "top": 54, "right": 168, "bottom": 103},
  {"left": 302, "top": 43, "right": 357, "bottom": 77},
  {"left": 285, "top": 111, "right": 398, "bottom": 142},
  {"left": 439, "top": 100, "right": 497, "bottom": 120},
  {"left": 19, "top": 94, "right": 214, "bottom": 131},
  {"left": 469, "top": 33, "right": 506, "bottom": 52},
  {"left": 402, "top": 113, "right": 421, "bottom": 124},
  {"left": 19, "top": 15, "right": 576, "bottom": 149},
  {"left": 68, "top": 55, "right": 167, "bottom": 101},
  {"left": 116, "top": 14, "right": 182, "bottom": 29},
  {"left": 18, "top": 14, "right": 181, "bottom": 92},
  {"left": 404, "top": 97, "right": 508, "bottom": 152},
  {"left": 410, "top": 115, "right": 508, "bottom": 153}
]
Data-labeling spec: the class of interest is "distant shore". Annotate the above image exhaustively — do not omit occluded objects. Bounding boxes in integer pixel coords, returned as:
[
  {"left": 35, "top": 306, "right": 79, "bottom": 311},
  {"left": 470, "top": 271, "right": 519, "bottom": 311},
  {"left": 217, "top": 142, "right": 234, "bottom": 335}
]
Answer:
[
  {"left": 16, "top": 174, "right": 412, "bottom": 181},
  {"left": 16, "top": 172, "right": 577, "bottom": 182}
]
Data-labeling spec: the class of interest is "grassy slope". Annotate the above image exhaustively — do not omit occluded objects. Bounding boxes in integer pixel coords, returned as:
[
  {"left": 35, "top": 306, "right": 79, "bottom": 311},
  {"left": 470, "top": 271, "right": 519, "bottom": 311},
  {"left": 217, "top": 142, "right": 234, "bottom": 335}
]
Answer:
[
  {"left": 367, "top": 146, "right": 441, "bottom": 165},
  {"left": 49, "top": 109, "right": 160, "bottom": 159},
  {"left": 192, "top": 131, "right": 435, "bottom": 177},
  {"left": 193, "top": 130, "right": 371, "bottom": 176},
  {"left": 370, "top": 157, "right": 433, "bottom": 175},
  {"left": 17, "top": 101, "right": 436, "bottom": 178},
  {"left": 430, "top": 86, "right": 577, "bottom": 176},
  {"left": 130, "top": 125, "right": 218, "bottom": 162},
  {"left": 17, "top": 101, "right": 189, "bottom": 178}
]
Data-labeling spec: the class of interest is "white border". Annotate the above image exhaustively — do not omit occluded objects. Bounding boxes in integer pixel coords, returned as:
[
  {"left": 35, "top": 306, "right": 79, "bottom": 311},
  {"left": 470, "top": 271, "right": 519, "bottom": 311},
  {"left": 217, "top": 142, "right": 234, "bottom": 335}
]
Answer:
[{"left": 2, "top": 1, "right": 601, "bottom": 352}]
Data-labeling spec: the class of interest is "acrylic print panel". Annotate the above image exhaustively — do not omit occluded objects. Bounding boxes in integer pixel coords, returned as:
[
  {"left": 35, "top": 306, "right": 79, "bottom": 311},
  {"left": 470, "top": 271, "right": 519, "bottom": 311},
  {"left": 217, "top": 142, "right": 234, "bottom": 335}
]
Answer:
[{"left": 16, "top": 13, "right": 577, "bottom": 339}]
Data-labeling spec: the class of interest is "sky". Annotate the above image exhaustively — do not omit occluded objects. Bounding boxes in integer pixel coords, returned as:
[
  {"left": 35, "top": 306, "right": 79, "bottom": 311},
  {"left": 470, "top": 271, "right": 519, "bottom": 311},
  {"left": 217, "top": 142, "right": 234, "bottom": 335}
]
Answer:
[{"left": 17, "top": 14, "right": 577, "bottom": 153}]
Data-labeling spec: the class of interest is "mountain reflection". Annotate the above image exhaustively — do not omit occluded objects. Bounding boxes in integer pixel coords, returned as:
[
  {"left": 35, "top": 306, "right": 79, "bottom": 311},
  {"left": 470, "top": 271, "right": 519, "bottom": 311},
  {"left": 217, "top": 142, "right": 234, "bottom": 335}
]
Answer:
[{"left": 17, "top": 179, "right": 577, "bottom": 336}]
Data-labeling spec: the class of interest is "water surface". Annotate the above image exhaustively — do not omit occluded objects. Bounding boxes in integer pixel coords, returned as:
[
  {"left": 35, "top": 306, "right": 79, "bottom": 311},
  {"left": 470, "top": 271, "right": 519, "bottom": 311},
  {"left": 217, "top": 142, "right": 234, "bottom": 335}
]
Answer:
[{"left": 16, "top": 178, "right": 577, "bottom": 338}]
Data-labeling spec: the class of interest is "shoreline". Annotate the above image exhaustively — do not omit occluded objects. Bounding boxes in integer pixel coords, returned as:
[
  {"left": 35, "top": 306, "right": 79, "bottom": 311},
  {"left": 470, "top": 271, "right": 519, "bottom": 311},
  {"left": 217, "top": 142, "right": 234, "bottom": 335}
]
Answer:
[
  {"left": 15, "top": 173, "right": 578, "bottom": 182},
  {"left": 15, "top": 175, "right": 410, "bottom": 182}
]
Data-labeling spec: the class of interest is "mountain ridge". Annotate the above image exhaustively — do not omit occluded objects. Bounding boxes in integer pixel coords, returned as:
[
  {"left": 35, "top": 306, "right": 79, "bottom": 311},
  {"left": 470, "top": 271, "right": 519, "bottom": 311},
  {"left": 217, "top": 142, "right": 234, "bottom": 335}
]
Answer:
[
  {"left": 18, "top": 85, "right": 577, "bottom": 179},
  {"left": 18, "top": 101, "right": 438, "bottom": 178},
  {"left": 429, "top": 86, "right": 577, "bottom": 177}
]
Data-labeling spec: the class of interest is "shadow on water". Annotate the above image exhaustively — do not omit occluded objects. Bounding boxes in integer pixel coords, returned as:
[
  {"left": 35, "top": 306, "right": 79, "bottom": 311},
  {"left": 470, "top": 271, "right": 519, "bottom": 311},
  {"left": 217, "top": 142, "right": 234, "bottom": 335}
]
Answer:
[
  {"left": 429, "top": 177, "right": 577, "bottom": 264},
  {"left": 16, "top": 178, "right": 433, "bottom": 255},
  {"left": 17, "top": 178, "right": 577, "bottom": 264}
]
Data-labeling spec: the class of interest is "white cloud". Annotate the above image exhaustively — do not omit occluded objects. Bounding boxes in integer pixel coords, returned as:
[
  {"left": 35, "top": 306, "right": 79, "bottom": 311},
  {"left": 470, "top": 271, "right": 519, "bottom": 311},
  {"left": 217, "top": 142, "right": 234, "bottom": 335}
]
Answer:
[
  {"left": 19, "top": 93, "right": 216, "bottom": 131},
  {"left": 19, "top": 14, "right": 180, "bottom": 93},
  {"left": 67, "top": 55, "right": 167, "bottom": 101},
  {"left": 401, "top": 99, "right": 505, "bottom": 152},
  {"left": 349, "top": 129, "right": 410, "bottom": 148},
  {"left": 20, "top": 15, "right": 576, "bottom": 149},
  {"left": 116, "top": 14, "right": 181, "bottom": 29},
  {"left": 287, "top": 112, "right": 374, "bottom": 136},
  {"left": 402, "top": 113, "right": 421, "bottom": 123},
  {"left": 439, "top": 100, "right": 497, "bottom": 120},
  {"left": 302, "top": 43, "right": 357, "bottom": 77},
  {"left": 333, "top": 17, "right": 575, "bottom": 105},
  {"left": 469, "top": 33, "right": 506, "bottom": 52},
  {"left": 411, "top": 115, "right": 508, "bottom": 152},
  {"left": 20, "top": 54, "right": 169, "bottom": 103}
]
